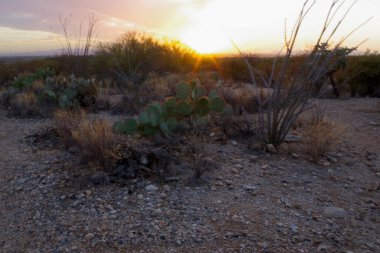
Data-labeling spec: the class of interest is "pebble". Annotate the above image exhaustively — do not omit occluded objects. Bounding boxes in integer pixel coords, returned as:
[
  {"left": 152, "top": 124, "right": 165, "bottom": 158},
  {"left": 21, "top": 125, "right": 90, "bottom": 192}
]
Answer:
[
  {"left": 145, "top": 184, "right": 159, "bottom": 192},
  {"left": 322, "top": 161, "right": 331, "bottom": 167},
  {"left": 243, "top": 184, "right": 257, "bottom": 191},
  {"left": 85, "top": 233, "right": 95, "bottom": 240},
  {"left": 290, "top": 224, "right": 298, "bottom": 233},
  {"left": 324, "top": 206, "right": 348, "bottom": 218},
  {"left": 266, "top": 144, "right": 277, "bottom": 153},
  {"left": 163, "top": 185, "right": 171, "bottom": 192}
]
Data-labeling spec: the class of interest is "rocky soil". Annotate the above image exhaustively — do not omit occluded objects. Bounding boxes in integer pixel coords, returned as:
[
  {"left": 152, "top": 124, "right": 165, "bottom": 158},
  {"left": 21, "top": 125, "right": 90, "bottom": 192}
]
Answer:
[{"left": 1, "top": 98, "right": 379, "bottom": 253}]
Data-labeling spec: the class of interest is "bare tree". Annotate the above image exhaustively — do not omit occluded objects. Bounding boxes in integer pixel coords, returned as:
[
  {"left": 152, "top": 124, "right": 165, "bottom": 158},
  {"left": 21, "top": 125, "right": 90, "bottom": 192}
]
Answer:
[
  {"left": 58, "top": 13, "right": 99, "bottom": 75},
  {"left": 239, "top": 0, "right": 371, "bottom": 147}
]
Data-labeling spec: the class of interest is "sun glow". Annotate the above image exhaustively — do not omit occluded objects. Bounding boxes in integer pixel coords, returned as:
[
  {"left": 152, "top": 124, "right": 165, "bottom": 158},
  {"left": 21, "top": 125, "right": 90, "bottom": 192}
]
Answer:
[
  {"left": 179, "top": 25, "right": 231, "bottom": 54},
  {"left": 177, "top": 0, "right": 261, "bottom": 54}
]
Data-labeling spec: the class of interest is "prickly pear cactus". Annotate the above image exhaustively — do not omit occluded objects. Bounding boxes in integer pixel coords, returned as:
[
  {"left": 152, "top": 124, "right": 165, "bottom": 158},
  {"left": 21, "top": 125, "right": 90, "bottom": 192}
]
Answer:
[{"left": 114, "top": 79, "right": 231, "bottom": 137}]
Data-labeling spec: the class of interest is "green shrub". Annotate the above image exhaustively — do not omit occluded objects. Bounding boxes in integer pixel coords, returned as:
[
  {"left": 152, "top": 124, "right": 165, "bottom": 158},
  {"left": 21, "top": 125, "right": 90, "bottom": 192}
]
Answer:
[
  {"left": 347, "top": 54, "right": 380, "bottom": 97},
  {"left": 94, "top": 32, "right": 197, "bottom": 87}
]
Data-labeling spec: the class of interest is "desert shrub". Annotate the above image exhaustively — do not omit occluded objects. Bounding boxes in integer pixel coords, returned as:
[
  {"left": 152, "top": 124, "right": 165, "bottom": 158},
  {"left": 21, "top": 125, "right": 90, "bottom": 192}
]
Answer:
[
  {"left": 239, "top": 0, "right": 368, "bottom": 147},
  {"left": 53, "top": 109, "right": 87, "bottom": 147},
  {"left": 72, "top": 118, "right": 119, "bottom": 165},
  {"left": 8, "top": 91, "right": 39, "bottom": 117},
  {"left": 302, "top": 120, "right": 342, "bottom": 163},
  {"left": 94, "top": 32, "right": 197, "bottom": 87},
  {"left": 3, "top": 69, "right": 98, "bottom": 117},
  {"left": 347, "top": 54, "right": 380, "bottom": 97}
]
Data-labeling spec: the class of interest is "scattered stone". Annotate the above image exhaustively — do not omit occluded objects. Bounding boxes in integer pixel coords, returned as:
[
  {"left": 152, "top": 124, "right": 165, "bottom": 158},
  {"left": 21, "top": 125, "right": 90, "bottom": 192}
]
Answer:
[
  {"left": 163, "top": 185, "right": 171, "bottom": 192},
  {"left": 225, "top": 180, "right": 234, "bottom": 186},
  {"left": 137, "top": 194, "right": 144, "bottom": 200},
  {"left": 317, "top": 244, "right": 329, "bottom": 252},
  {"left": 243, "top": 185, "right": 257, "bottom": 191},
  {"left": 322, "top": 161, "right": 331, "bottom": 167},
  {"left": 324, "top": 206, "right": 348, "bottom": 218},
  {"left": 249, "top": 155, "right": 258, "bottom": 162},
  {"left": 266, "top": 144, "right": 277, "bottom": 153},
  {"left": 145, "top": 184, "right": 159, "bottom": 192},
  {"left": 290, "top": 224, "right": 298, "bottom": 233},
  {"left": 231, "top": 140, "right": 238, "bottom": 146},
  {"left": 292, "top": 153, "right": 299, "bottom": 159},
  {"left": 327, "top": 156, "right": 338, "bottom": 163},
  {"left": 276, "top": 222, "right": 284, "bottom": 227},
  {"left": 85, "top": 233, "right": 95, "bottom": 240},
  {"left": 257, "top": 241, "right": 268, "bottom": 248}
]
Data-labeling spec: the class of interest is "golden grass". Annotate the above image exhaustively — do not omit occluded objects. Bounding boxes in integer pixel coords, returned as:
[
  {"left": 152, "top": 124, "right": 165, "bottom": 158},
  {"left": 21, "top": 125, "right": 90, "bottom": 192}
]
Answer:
[
  {"left": 10, "top": 91, "right": 39, "bottom": 116},
  {"left": 53, "top": 109, "right": 87, "bottom": 147},
  {"left": 71, "top": 118, "right": 119, "bottom": 165},
  {"left": 302, "top": 120, "right": 343, "bottom": 163}
]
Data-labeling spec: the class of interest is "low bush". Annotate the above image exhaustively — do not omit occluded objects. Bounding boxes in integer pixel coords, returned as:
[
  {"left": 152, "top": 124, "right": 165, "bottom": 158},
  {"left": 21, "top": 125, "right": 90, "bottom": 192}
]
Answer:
[
  {"left": 8, "top": 91, "right": 39, "bottom": 117},
  {"left": 53, "top": 109, "right": 87, "bottom": 147},
  {"left": 72, "top": 118, "right": 119, "bottom": 166},
  {"left": 3, "top": 68, "right": 98, "bottom": 117},
  {"left": 301, "top": 107, "right": 343, "bottom": 163}
]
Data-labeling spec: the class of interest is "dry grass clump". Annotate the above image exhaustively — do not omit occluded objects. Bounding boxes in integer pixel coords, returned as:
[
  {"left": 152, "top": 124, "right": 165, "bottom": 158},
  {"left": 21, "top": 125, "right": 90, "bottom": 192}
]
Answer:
[
  {"left": 9, "top": 91, "right": 39, "bottom": 117},
  {"left": 53, "top": 109, "right": 87, "bottom": 147},
  {"left": 71, "top": 118, "right": 119, "bottom": 165},
  {"left": 53, "top": 109, "right": 119, "bottom": 165},
  {"left": 302, "top": 116, "right": 344, "bottom": 163}
]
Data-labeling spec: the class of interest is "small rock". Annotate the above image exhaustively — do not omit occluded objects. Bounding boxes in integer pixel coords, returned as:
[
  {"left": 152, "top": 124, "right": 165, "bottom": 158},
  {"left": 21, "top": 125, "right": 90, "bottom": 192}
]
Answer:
[
  {"left": 145, "top": 184, "right": 159, "bottom": 192},
  {"left": 266, "top": 144, "right": 277, "bottom": 153},
  {"left": 231, "top": 140, "right": 238, "bottom": 146},
  {"left": 292, "top": 153, "right": 299, "bottom": 159},
  {"left": 137, "top": 194, "right": 144, "bottom": 200},
  {"left": 290, "top": 224, "right": 298, "bottom": 233},
  {"left": 163, "top": 185, "right": 171, "bottom": 192},
  {"left": 225, "top": 180, "right": 234, "bottom": 186},
  {"left": 257, "top": 241, "right": 268, "bottom": 248},
  {"left": 85, "top": 233, "right": 95, "bottom": 240},
  {"left": 216, "top": 199, "right": 222, "bottom": 204},
  {"left": 324, "top": 206, "right": 348, "bottom": 218},
  {"left": 327, "top": 156, "right": 338, "bottom": 163},
  {"left": 348, "top": 176, "right": 355, "bottom": 182},
  {"left": 249, "top": 155, "right": 258, "bottom": 162},
  {"left": 243, "top": 185, "right": 257, "bottom": 191},
  {"left": 317, "top": 244, "right": 329, "bottom": 252},
  {"left": 85, "top": 190, "right": 92, "bottom": 196},
  {"left": 322, "top": 161, "right": 331, "bottom": 167}
]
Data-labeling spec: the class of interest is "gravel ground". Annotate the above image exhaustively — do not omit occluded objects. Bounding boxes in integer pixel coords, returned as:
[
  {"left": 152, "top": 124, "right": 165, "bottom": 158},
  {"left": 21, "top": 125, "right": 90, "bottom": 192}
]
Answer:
[{"left": 1, "top": 98, "right": 379, "bottom": 253}]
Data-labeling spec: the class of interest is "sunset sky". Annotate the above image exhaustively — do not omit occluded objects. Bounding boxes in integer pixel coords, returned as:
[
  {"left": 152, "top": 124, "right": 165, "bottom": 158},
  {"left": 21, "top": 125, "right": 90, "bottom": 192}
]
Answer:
[{"left": 0, "top": 0, "right": 379, "bottom": 56}]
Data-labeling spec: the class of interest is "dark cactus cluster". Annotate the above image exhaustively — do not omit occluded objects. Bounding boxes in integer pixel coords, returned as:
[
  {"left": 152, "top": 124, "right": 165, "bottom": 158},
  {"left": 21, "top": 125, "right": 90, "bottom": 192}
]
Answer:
[{"left": 114, "top": 79, "right": 232, "bottom": 136}]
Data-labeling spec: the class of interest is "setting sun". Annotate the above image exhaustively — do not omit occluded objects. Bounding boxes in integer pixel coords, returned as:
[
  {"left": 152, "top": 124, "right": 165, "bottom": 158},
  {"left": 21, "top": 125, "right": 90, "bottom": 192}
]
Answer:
[{"left": 179, "top": 25, "right": 231, "bottom": 54}]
